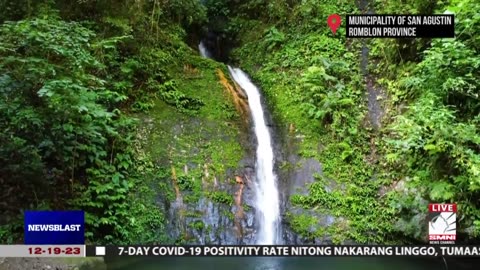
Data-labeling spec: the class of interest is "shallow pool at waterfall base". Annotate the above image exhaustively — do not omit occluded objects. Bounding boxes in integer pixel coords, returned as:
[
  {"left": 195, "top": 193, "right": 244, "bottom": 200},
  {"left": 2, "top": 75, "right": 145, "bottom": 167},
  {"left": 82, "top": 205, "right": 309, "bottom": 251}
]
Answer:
[{"left": 106, "top": 256, "right": 478, "bottom": 270}]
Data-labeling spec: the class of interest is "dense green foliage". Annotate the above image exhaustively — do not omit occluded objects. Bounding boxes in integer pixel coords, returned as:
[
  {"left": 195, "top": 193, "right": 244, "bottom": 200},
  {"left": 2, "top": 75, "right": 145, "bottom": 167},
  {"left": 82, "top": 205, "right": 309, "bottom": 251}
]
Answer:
[
  {"left": 223, "top": 0, "right": 395, "bottom": 244},
  {"left": 0, "top": 0, "right": 242, "bottom": 244},
  {"left": 0, "top": 13, "right": 150, "bottom": 243},
  {"left": 221, "top": 0, "right": 479, "bottom": 243},
  {"left": 0, "top": 0, "right": 478, "bottom": 246},
  {"left": 373, "top": 0, "right": 480, "bottom": 240}
]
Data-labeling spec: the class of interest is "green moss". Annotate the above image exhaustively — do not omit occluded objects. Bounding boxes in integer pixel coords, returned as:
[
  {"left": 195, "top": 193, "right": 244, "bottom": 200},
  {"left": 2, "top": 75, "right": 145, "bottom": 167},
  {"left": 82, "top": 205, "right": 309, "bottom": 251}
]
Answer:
[
  {"left": 184, "top": 210, "right": 204, "bottom": 218},
  {"left": 189, "top": 220, "right": 205, "bottom": 231},
  {"left": 207, "top": 191, "right": 234, "bottom": 205},
  {"left": 205, "top": 225, "right": 213, "bottom": 235},
  {"left": 286, "top": 212, "right": 319, "bottom": 240},
  {"left": 158, "top": 181, "right": 176, "bottom": 202},
  {"left": 228, "top": 2, "right": 399, "bottom": 244},
  {"left": 209, "top": 139, "right": 243, "bottom": 175},
  {"left": 222, "top": 210, "right": 235, "bottom": 221},
  {"left": 183, "top": 194, "right": 201, "bottom": 204},
  {"left": 132, "top": 46, "right": 249, "bottom": 244},
  {"left": 142, "top": 62, "right": 245, "bottom": 188}
]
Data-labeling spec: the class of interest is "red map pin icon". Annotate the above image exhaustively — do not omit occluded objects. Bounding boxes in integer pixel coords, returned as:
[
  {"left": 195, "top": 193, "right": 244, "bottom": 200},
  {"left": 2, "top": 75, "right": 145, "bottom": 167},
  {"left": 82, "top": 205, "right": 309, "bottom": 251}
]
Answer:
[{"left": 327, "top": 14, "right": 341, "bottom": 35}]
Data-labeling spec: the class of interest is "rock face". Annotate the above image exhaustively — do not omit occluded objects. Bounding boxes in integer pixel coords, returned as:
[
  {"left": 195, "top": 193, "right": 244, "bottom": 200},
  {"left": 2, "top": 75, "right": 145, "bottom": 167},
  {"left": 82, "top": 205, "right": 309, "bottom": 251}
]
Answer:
[
  {"left": 162, "top": 156, "right": 258, "bottom": 244},
  {"left": 156, "top": 129, "right": 251, "bottom": 244},
  {"left": 153, "top": 72, "right": 351, "bottom": 245},
  {"left": 140, "top": 66, "right": 261, "bottom": 245},
  {"left": 274, "top": 123, "right": 339, "bottom": 245}
]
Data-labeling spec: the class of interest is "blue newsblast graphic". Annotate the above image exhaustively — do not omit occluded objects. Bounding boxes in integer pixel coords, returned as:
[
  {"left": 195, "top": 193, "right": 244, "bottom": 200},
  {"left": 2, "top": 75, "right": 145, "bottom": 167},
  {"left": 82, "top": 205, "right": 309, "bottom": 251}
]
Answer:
[{"left": 24, "top": 210, "right": 84, "bottom": 244}]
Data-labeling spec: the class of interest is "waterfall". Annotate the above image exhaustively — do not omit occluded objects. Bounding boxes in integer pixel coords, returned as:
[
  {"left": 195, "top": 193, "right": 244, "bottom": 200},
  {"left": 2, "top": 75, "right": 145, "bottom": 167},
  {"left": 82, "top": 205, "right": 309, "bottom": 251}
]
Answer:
[
  {"left": 199, "top": 41, "right": 281, "bottom": 245},
  {"left": 199, "top": 42, "right": 211, "bottom": 58},
  {"left": 227, "top": 67, "right": 281, "bottom": 245}
]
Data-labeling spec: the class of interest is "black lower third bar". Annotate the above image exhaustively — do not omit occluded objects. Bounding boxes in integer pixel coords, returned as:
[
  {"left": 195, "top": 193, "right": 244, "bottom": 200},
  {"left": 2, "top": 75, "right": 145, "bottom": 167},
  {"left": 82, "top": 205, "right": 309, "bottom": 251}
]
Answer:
[
  {"left": 85, "top": 245, "right": 480, "bottom": 257},
  {"left": 87, "top": 246, "right": 204, "bottom": 257},
  {"left": 86, "top": 245, "right": 117, "bottom": 257}
]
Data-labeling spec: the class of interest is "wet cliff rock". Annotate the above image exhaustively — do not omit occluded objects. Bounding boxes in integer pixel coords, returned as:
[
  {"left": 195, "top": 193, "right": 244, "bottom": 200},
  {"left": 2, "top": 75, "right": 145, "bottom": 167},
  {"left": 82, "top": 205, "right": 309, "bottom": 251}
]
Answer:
[
  {"left": 138, "top": 63, "right": 262, "bottom": 244},
  {"left": 275, "top": 125, "right": 341, "bottom": 245}
]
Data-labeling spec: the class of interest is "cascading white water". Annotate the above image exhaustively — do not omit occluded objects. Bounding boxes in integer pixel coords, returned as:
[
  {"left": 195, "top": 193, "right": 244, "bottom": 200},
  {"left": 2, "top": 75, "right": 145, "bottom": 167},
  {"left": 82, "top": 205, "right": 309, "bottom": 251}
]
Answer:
[
  {"left": 198, "top": 42, "right": 211, "bottom": 58},
  {"left": 227, "top": 67, "right": 281, "bottom": 245},
  {"left": 199, "top": 41, "right": 281, "bottom": 245}
]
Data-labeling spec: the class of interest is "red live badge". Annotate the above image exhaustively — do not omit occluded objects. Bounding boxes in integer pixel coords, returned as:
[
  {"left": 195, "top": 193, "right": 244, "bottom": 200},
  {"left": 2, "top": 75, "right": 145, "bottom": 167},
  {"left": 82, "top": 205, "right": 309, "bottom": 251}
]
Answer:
[{"left": 327, "top": 14, "right": 341, "bottom": 35}]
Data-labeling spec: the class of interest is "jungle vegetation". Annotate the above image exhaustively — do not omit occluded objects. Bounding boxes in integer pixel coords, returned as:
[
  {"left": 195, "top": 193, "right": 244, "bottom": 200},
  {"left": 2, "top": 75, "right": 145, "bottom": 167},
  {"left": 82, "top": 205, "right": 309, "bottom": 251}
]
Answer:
[{"left": 0, "top": 0, "right": 478, "bottom": 245}]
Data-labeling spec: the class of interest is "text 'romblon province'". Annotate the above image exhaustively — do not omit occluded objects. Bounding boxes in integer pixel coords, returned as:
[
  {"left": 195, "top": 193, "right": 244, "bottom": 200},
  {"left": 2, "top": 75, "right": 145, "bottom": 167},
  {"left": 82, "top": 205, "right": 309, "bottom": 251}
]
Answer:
[{"left": 115, "top": 246, "right": 480, "bottom": 256}]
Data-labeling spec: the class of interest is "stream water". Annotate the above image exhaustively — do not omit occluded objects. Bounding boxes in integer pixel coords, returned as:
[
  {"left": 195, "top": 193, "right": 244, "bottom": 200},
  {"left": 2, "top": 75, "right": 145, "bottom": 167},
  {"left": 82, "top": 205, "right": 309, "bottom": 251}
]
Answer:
[
  {"left": 108, "top": 255, "right": 480, "bottom": 270},
  {"left": 199, "top": 42, "right": 212, "bottom": 59},
  {"left": 201, "top": 41, "right": 282, "bottom": 244},
  {"left": 228, "top": 66, "right": 281, "bottom": 245},
  {"left": 202, "top": 42, "right": 282, "bottom": 245}
]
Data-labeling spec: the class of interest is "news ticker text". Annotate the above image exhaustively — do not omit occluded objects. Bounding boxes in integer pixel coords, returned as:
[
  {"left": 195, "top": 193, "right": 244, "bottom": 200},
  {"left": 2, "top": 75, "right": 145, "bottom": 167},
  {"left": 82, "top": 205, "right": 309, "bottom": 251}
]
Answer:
[{"left": 1, "top": 245, "right": 480, "bottom": 258}]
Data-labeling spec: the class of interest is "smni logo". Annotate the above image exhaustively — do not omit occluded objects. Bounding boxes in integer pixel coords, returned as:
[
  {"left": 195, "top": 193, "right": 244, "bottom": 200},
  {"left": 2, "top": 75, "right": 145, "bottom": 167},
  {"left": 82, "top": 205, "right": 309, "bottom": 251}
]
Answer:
[{"left": 428, "top": 203, "right": 456, "bottom": 244}]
